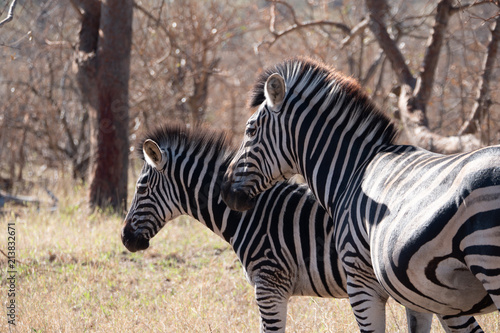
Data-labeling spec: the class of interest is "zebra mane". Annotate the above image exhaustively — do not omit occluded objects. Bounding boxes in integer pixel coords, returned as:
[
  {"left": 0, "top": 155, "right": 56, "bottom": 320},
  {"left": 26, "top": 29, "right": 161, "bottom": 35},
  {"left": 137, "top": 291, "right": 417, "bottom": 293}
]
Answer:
[
  {"left": 248, "top": 56, "right": 398, "bottom": 144},
  {"left": 137, "top": 123, "right": 234, "bottom": 162}
]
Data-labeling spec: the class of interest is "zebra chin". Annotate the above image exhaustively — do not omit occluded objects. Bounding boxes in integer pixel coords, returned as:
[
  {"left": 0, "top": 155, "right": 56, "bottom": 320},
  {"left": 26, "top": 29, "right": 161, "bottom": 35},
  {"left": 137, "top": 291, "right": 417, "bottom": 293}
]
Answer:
[
  {"left": 221, "top": 180, "right": 256, "bottom": 212},
  {"left": 121, "top": 223, "right": 150, "bottom": 253}
]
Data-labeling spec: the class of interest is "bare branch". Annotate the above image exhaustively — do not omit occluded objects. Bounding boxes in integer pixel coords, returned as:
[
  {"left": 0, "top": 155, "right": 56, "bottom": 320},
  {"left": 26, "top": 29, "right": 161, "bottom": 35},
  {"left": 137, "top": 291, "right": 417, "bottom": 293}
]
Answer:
[
  {"left": 44, "top": 39, "right": 73, "bottom": 48},
  {"left": 361, "top": 50, "right": 384, "bottom": 85},
  {"left": 459, "top": 13, "right": 500, "bottom": 136},
  {"left": 341, "top": 17, "right": 370, "bottom": 48},
  {"left": 269, "top": 0, "right": 300, "bottom": 34},
  {"left": 0, "top": 0, "right": 17, "bottom": 28},
  {"left": 68, "top": 0, "right": 84, "bottom": 18},
  {"left": 366, "top": 0, "right": 417, "bottom": 88},
  {"left": 269, "top": 20, "right": 350, "bottom": 44},
  {"left": 450, "top": 1, "right": 499, "bottom": 16},
  {"left": 269, "top": 1, "right": 277, "bottom": 35},
  {"left": 5, "top": 80, "right": 61, "bottom": 112},
  {"left": 133, "top": 2, "right": 186, "bottom": 61},
  {"left": 257, "top": 0, "right": 350, "bottom": 51},
  {"left": 134, "top": 2, "right": 162, "bottom": 28}
]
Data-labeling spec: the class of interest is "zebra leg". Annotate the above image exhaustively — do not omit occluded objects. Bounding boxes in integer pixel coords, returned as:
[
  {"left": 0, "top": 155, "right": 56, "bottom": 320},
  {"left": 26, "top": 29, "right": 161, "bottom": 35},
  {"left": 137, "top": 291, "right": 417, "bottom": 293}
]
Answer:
[
  {"left": 437, "top": 315, "right": 484, "bottom": 333},
  {"left": 405, "top": 309, "right": 432, "bottom": 333},
  {"left": 254, "top": 282, "right": 290, "bottom": 333},
  {"left": 346, "top": 278, "right": 388, "bottom": 332}
]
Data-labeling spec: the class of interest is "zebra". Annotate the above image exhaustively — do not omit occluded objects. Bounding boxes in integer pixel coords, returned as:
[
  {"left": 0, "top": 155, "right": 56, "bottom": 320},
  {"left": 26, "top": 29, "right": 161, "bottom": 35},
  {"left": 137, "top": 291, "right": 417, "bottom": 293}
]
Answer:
[
  {"left": 120, "top": 124, "right": 473, "bottom": 332},
  {"left": 221, "top": 57, "right": 498, "bottom": 332}
]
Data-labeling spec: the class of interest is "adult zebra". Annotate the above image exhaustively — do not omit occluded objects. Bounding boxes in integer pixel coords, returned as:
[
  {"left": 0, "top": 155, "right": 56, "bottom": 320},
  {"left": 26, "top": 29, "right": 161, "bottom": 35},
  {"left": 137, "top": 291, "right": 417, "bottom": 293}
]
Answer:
[
  {"left": 120, "top": 124, "right": 475, "bottom": 332},
  {"left": 221, "top": 57, "right": 500, "bottom": 332}
]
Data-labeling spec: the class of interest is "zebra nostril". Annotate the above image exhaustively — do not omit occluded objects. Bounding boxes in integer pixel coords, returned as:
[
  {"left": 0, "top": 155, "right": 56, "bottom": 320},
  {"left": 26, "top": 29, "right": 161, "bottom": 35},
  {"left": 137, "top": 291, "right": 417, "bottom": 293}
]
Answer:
[
  {"left": 121, "top": 221, "right": 150, "bottom": 252},
  {"left": 122, "top": 221, "right": 132, "bottom": 237}
]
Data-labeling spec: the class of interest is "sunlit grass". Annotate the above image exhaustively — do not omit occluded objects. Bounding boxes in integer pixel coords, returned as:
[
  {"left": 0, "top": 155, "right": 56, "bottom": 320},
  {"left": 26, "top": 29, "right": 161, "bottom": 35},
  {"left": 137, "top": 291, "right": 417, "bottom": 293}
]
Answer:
[{"left": 0, "top": 184, "right": 498, "bottom": 332}]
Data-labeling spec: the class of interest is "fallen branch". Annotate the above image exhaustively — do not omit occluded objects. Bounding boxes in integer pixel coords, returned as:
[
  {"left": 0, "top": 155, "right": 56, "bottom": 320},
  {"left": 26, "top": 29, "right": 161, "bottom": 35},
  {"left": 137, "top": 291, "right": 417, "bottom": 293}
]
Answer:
[
  {"left": 0, "top": 191, "right": 41, "bottom": 209},
  {"left": 398, "top": 85, "right": 480, "bottom": 154},
  {"left": 0, "top": 188, "right": 58, "bottom": 210}
]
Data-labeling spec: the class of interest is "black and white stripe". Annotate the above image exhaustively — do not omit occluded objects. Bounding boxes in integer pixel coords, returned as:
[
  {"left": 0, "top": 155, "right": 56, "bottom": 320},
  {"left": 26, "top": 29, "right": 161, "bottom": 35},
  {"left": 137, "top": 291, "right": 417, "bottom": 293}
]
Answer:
[
  {"left": 221, "top": 57, "right": 493, "bottom": 332},
  {"left": 122, "top": 124, "right": 450, "bottom": 332}
]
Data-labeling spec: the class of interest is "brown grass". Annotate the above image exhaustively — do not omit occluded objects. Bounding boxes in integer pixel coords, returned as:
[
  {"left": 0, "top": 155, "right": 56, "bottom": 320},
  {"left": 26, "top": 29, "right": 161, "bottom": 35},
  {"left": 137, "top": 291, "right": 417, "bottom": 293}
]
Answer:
[{"left": 0, "top": 185, "right": 499, "bottom": 332}]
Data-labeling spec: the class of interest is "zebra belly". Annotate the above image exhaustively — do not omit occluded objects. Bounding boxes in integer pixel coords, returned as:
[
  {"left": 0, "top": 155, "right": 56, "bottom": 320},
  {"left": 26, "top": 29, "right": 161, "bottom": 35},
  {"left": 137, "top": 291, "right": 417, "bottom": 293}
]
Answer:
[
  {"left": 292, "top": 266, "right": 348, "bottom": 298},
  {"left": 377, "top": 252, "right": 495, "bottom": 315},
  {"left": 372, "top": 186, "right": 500, "bottom": 315}
]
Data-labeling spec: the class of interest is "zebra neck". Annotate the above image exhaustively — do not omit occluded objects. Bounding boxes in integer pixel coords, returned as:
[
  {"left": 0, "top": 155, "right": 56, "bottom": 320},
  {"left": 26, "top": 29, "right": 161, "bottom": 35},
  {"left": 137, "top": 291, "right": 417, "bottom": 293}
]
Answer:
[
  {"left": 174, "top": 150, "right": 237, "bottom": 241},
  {"left": 295, "top": 111, "right": 391, "bottom": 216}
]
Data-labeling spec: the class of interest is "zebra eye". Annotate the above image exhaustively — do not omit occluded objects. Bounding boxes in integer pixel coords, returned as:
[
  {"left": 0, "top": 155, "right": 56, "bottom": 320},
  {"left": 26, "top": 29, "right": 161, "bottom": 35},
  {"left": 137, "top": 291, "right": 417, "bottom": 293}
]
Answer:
[
  {"left": 137, "top": 186, "right": 148, "bottom": 194},
  {"left": 246, "top": 126, "right": 257, "bottom": 137}
]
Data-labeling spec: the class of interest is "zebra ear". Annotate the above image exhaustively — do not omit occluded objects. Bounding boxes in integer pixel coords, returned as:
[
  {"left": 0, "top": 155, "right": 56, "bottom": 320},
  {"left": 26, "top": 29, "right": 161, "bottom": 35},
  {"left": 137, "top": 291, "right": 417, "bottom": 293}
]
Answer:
[
  {"left": 264, "top": 73, "right": 286, "bottom": 110},
  {"left": 143, "top": 139, "right": 165, "bottom": 170}
]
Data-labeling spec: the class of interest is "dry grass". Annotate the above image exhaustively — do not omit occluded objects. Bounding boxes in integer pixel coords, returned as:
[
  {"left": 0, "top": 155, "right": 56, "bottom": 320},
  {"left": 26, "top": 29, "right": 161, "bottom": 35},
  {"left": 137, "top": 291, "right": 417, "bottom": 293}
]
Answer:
[{"left": 0, "top": 184, "right": 499, "bottom": 332}]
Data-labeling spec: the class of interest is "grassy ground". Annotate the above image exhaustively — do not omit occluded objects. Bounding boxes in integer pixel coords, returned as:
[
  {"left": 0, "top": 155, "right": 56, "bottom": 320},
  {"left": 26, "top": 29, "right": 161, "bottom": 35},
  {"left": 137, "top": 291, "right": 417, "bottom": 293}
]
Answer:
[{"left": 0, "top": 184, "right": 499, "bottom": 332}]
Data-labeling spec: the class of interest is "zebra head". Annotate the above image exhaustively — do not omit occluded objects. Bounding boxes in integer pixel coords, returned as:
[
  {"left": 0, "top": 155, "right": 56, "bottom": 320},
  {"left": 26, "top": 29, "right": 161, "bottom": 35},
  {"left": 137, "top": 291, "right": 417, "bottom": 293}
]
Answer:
[
  {"left": 122, "top": 139, "right": 177, "bottom": 252},
  {"left": 222, "top": 72, "right": 296, "bottom": 212}
]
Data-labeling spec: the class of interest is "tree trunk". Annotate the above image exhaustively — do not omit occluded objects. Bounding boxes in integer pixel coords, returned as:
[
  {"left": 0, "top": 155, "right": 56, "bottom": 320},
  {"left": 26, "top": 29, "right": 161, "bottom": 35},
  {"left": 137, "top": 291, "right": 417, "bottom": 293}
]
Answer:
[
  {"left": 72, "top": 0, "right": 133, "bottom": 213},
  {"left": 459, "top": 14, "right": 500, "bottom": 138}
]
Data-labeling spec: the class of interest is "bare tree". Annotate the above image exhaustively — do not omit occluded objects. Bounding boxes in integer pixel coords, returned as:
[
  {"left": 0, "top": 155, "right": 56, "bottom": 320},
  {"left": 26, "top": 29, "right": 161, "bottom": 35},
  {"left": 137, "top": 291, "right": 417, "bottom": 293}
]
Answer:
[
  {"left": 1, "top": 1, "right": 91, "bottom": 191},
  {"left": 132, "top": 0, "right": 252, "bottom": 128}
]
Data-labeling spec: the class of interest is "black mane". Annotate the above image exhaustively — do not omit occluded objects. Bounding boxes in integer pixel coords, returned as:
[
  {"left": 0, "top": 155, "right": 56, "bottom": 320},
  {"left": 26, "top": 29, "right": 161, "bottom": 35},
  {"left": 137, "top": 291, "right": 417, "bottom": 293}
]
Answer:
[
  {"left": 248, "top": 57, "right": 331, "bottom": 108},
  {"left": 137, "top": 123, "right": 234, "bottom": 161},
  {"left": 248, "top": 57, "right": 399, "bottom": 144}
]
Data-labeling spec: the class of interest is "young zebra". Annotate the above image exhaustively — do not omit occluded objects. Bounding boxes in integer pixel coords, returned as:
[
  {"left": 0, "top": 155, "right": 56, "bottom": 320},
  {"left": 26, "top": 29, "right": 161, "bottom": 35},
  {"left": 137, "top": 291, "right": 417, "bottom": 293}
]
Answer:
[
  {"left": 221, "top": 57, "right": 496, "bottom": 332},
  {"left": 121, "top": 124, "right": 465, "bottom": 332}
]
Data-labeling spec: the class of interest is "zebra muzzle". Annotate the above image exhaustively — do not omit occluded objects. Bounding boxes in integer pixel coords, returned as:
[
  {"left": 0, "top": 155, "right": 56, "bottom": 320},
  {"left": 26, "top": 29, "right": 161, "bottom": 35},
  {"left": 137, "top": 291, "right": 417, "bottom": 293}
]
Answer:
[
  {"left": 221, "top": 177, "right": 256, "bottom": 212},
  {"left": 121, "top": 222, "right": 150, "bottom": 252}
]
